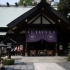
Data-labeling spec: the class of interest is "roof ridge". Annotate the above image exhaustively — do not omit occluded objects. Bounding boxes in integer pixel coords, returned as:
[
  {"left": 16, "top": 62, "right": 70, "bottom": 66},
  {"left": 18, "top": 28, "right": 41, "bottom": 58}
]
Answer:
[{"left": 0, "top": 5, "right": 35, "bottom": 7}]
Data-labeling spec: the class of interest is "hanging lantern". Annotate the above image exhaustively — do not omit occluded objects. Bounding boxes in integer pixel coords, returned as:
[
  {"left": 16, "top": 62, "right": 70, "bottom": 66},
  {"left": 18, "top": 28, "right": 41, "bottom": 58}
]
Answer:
[
  {"left": 59, "top": 45, "right": 63, "bottom": 50},
  {"left": 20, "top": 45, "right": 23, "bottom": 50}
]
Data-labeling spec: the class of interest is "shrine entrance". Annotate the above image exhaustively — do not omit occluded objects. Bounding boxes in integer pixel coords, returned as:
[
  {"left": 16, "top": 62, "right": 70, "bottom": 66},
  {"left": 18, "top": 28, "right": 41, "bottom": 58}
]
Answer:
[
  {"left": 26, "top": 30, "right": 57, "bottom": 56},
  {"left": 27, "top": 40, "right": 55, "bottom": 56}
]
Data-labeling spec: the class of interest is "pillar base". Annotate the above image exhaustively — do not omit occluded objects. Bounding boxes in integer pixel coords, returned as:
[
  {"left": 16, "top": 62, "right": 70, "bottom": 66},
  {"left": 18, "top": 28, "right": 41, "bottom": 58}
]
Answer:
[
  {"left": 25, "top": 53, "right": 28, "bottom": 56},
  {"left": 7, "top": 48, "right": 11, "bottom": 59},
  {"left": 55, "top": 53, "right": 58, "bottom": 56},
  {"left": 7, "top": 55, "right": 11, "bottom": 59}
]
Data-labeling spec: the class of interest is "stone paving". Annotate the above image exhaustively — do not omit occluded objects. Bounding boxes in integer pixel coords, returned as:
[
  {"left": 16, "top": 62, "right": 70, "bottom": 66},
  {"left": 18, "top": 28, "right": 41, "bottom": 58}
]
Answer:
[
  {"left": 2, "top": 62, "right": 70, "bottom": 70},
  {"left": 57, "top": 62, "right": 70, "bottom": 70},
  {"left": 5, "top": 60, "right": 35, "bottom": 70},
  {"left": 7, "top": 56, "right": 67, "bottom": 62},
  {"left": 34, "top": 63, "right": 66, "bottom": 70},
  {"left": 3, "top": 62, "right": 34, "bottom": 70},
  {"left": 0, "top": 56, "right": 70, "bottom": 70}
]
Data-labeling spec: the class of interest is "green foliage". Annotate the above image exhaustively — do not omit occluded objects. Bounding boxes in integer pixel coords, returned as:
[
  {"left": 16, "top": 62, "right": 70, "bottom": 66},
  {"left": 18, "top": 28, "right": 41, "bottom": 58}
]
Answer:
[
  {"left": 68, "top": 45, "right": 70, "bottom": 49},
  {"left": 1, "top": 53, "right": 6, "bottom": 57},
  {"left": 2, "top": 59, "right": 15, "bottom": 65},
  {"left": 18, "top": 0, "right": 33, "bottom": 5},
  {"left": 57, "top": 0, "right": 70, "bottom": 16},
  {"left": 68, "top": 44, "right": 70, "bottom": 52},
  {"left": 67, "top": 52, "right": 70, "bottom": 61}
]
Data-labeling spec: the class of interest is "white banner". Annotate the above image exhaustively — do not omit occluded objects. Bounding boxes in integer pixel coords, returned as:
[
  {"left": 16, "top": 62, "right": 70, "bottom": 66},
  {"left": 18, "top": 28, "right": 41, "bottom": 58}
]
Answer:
[
  {"left": 20, "top": 45, "right": 23, "bottom": 50},
  {"left": 59, "top": 45, "right": 63, "bottom": 50}
]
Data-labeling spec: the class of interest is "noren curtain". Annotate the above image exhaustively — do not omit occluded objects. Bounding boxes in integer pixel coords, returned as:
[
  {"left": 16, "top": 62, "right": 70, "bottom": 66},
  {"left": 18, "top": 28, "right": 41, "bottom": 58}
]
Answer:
[{"left": 26, "top": 30, "right": 57, "bottom": 42}]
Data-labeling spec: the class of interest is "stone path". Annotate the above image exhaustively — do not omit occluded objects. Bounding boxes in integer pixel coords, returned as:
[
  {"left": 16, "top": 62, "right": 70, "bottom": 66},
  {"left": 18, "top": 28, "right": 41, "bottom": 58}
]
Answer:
[
  {"left": 3, "top": 62, "right": 70, "bottom": 70},
  {"left": 34, "top": 63, "right": 66, "bottom": 70},
  {"left": 9, "top": 56, "right": 67, "bottom": 62},
  {"left": 5, "top": 62, "right": 34, "bottom": 70},
  {"left": 0, "top": 56, "right": 70, "bottom": 70},
  {"left": 57, "top": 62, "right": 70, "bottom": 70}
]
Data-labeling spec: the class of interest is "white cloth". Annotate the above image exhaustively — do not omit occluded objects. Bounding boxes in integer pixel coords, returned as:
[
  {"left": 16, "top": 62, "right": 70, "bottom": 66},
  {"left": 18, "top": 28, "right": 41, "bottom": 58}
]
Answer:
[
  {"left": 14, "top": 47, "right": 17, "bottom": 51},
  {"left": 59, "top": 45, "right": 63, "bottom": 50}
]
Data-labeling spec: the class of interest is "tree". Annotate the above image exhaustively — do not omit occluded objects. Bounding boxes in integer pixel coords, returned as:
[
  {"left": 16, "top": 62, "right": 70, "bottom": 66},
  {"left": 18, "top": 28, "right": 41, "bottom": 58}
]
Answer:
[
  {"left": 57, "top": 0, "right": 70, "bottom": 16},
  {"left": 18, "top": 0, "right": 34, "bottom": 5}
]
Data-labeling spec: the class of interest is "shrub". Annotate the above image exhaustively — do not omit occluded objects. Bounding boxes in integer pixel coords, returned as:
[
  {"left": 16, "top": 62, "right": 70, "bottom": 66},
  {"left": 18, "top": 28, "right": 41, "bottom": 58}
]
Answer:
[
  {"left": 67, "top": 52, "right": 70, "bottom": 61},
  {"left": 2, "top": 59, "right": 15, "bottom": 65},
  {"left": 1, "top": 53, "right": 5, "bottom": 57}
]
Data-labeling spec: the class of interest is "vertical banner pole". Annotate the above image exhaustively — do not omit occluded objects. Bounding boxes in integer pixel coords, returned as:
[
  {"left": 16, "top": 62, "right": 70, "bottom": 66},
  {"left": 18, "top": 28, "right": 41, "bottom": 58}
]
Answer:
[
  {"left": 25, "top": 43, "right": 28, "bottom": 56},
  {"left": 55, "top": 43, "right": 58, "bottom": 56}
]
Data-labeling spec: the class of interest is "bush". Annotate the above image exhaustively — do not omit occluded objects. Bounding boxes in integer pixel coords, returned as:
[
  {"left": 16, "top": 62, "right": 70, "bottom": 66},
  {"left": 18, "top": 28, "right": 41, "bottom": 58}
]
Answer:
[
  {"left": 1, "top": 53, "right": 6, "bottom": 57},
  {"left": 2, "top": 59, "right": 15, "bottom": 65},
  {"left": 67, "top": 52, "right": 70, "bottom": 61}
]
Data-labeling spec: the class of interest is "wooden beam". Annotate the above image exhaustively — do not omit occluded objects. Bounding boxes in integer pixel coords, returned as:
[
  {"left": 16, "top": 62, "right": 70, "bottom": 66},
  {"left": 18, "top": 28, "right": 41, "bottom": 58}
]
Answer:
[
  {"left": 41, "top": 12, "right": 42, "bottom": 24},
  {"left": 13, "top": 8, "right": 41, "bottom": 33},
  {"left": 43, "top": 10, "right": 69, "bottom": 32},
  {"left": 30, "top": 14, "right": 41, "bottom": 24},
  {"left": 0, "top": 27, "right": 9, "bottom": 32},
  {"left": 22, "top": 24, "right": 56, "bottom": 29},
  {"left": 42, "top": 14, "right": 53, "bottom": 24},
  {"left": 43, "top": 9, "right": 69, "bottom": 27}
]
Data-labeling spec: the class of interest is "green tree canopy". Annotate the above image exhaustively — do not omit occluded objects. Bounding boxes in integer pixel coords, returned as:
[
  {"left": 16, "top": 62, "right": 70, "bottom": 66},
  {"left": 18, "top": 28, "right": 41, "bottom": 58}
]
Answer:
[
  {"left": 57, "top": 0, "right": 70, "bottom": 16},
  {"left": 18, "top": 0, "right": 35, "bottom": 5}
]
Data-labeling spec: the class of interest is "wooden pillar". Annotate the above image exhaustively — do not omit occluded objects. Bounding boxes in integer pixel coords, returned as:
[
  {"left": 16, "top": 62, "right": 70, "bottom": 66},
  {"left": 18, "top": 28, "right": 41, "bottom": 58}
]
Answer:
[
  {"left": 0, "top": 47, "right": 1, "bottom": 58},
  {"left": 55, "top": 43, "right": 58, "bottom": 56},
  {"left": 7, "top": 48, "right": 11, "bottom": 59},
  {"left": 25, "top": 43, "right": 28, "bottom": 56}
]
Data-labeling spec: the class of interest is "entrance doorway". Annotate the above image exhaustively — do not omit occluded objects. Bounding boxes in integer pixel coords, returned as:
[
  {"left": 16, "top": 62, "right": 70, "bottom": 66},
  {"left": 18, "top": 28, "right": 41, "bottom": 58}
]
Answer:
[{"left": 28, "top": 40, "right": 55, "bottom": 56}]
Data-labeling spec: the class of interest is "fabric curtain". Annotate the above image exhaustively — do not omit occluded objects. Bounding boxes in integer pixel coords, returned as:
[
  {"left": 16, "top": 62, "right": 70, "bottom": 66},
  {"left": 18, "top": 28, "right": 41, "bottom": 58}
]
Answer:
[{"left": 26, "top": 30, "right": 57, "bottom": 42}]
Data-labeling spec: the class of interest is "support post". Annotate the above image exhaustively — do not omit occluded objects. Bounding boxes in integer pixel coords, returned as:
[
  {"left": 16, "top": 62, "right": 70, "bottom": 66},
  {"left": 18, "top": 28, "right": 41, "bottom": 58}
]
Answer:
[
  {"left": 55, "top": 43, "right": 58, "bottom": 56},
  {"left": 0, "top": 47, "right": 1, "bottom": 58},
  {"left": 7, "top": 48, "right": 11, "bottom": 59},
  {"left": 25, "top": 43, "right": 28, "bottom": 56}
]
